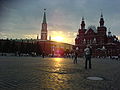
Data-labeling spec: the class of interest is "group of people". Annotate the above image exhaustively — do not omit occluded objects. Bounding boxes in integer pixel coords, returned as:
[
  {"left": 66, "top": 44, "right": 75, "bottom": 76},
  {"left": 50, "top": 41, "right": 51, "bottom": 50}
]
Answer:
[{"left": 73, "top": 45, "right": 92, "bottom": 69}]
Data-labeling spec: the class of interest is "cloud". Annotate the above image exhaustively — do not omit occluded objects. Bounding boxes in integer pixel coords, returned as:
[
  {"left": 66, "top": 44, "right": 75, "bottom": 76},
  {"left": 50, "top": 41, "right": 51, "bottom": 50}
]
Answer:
[
  {"left": 0, "top": 0, "right": 120, "bottom": 44},
  {"left": 23, "top": 34, "right": 37, "bottom": 39},
  {"left": 0, "top": 32, "right": 38, "bottom": 39},
  {"left": 0, "top": 32, "right": 21, "bottom": 39}
]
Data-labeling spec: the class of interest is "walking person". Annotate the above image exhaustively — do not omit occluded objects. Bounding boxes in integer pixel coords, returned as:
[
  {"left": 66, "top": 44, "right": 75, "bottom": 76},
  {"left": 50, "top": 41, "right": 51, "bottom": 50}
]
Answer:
[
  {"left": 74, "top": 52, "right": 78, "bottom": 64},
  {"left": 84, "top": 45, "right": 92, "bottom": 69}
]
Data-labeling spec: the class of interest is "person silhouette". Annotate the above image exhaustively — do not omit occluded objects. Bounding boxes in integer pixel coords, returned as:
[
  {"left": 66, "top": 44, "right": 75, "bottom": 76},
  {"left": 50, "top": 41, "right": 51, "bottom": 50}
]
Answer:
[
  {"left": 84, "top": 45, "right": 92, "bottom": 69},
  {"left": 74, "top": 52, "right": 78, "bottom": 64},
  {"left": 42, "top": 51, "right": 45, "bottom": 58}
]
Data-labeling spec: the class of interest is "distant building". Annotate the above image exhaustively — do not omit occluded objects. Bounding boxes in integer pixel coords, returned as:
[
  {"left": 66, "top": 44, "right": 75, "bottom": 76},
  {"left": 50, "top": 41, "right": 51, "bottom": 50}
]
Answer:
[
  {"left": 0, "top": 9, "right": 73, "bottom": 56},
  {"left": 75, "top": 14, "right": 120, "bottom": 57},
  {"left": 0, "top": 38, "right": 73, "bottom": 56}
]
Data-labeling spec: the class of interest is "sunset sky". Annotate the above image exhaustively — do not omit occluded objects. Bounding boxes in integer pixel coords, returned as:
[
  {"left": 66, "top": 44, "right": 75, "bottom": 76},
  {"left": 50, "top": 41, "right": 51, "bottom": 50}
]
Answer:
[{"left": 0, "top": 0, "right": 120, "bottom": 44}]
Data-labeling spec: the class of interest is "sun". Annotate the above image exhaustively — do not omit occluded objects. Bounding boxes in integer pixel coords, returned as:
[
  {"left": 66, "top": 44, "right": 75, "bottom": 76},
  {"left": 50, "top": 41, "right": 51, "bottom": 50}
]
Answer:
[{"left": 52, "top": 36, "right": 64, "bottom": 42}]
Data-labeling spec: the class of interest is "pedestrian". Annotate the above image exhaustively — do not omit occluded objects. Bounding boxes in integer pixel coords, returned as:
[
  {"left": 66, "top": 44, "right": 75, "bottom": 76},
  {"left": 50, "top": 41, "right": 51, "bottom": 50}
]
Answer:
[
  {"left": 74, "top": 52, "right": 78, "bottom": 64},
  {"left": 84, "top": 45, "right": 92, "bottom": 69},
  {"left": 118, "top": 54, "right": 120, "bottom": 60},
  {"left": 42, "top": 51, "right": 45, "bottom": 58}
]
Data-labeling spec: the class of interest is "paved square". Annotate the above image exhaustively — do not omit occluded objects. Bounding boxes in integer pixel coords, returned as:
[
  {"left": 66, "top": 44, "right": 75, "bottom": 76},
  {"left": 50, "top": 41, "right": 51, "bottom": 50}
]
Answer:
[{"left": 0, "top": 57, "right": 120, "bottom": 90}]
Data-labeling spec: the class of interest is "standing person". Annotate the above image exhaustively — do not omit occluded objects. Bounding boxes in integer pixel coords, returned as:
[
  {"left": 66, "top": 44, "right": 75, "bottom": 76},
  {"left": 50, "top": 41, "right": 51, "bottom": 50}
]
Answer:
[
  {"left": 42, "top": 51, "right": 45, "bottom": 58},
  {"left": 74, "top": 52, "right": 78, "bottom": 64},
  {"left": 118, "top": 54, "right": 120, "bottom": 60},
  {"left": 84, "top": 45, "right": 92, "bottom": 69}
]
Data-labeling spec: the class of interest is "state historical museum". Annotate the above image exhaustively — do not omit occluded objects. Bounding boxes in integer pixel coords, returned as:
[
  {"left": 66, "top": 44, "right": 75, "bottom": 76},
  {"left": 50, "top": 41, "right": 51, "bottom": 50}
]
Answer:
[{"left": 75, "top": 13, "right": 120, "bottom": 57}]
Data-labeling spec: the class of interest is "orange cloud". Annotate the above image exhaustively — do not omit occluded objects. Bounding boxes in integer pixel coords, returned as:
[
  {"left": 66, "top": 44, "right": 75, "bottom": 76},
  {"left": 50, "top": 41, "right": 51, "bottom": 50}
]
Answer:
[{"left": 49, "top": 30, "right": 76, "bottom": 44}]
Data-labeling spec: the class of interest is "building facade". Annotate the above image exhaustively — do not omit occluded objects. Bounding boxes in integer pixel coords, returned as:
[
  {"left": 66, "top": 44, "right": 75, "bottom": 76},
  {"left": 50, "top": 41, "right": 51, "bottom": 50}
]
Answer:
[{"left": 75, "top": 14, "right": 120, "bottom": 57}]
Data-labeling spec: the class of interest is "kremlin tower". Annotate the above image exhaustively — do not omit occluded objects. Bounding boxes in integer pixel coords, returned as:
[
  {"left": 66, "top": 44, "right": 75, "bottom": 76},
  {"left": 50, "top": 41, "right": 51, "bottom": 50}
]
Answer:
[{"left": 41, "top": 9, "right": 48, "bottom": 40}]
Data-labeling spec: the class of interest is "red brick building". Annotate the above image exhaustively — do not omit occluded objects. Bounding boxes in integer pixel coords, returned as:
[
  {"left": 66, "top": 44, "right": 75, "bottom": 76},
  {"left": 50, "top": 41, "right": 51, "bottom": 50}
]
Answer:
[{"left": 75, "top": 14, "right": 120, "bottom": 57}]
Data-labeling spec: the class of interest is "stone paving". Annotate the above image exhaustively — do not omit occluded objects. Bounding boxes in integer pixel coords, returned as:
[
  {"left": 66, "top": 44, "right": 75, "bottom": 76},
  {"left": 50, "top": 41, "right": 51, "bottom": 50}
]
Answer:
[{"left": 0, "top": 57, "right": 120, "bottom": 90}]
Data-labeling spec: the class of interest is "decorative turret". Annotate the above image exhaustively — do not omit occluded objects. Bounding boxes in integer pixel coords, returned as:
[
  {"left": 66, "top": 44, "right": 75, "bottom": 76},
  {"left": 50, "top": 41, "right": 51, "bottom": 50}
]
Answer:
[
  {"left": 49, "top": 36, "right": 51, "bottom": 41},
  {"left": 81, "top": 17, "right": 85, "bottom": 29},
  {"left": 37, "top": 34, "right": 39, "bottom": 40},
  {"left": 97, "top": 12, "right": 107, "bottom": 36},
  {"left": 99, "top": 12, "right": 104, "bottom": 27},
  {"left": 108, "top": 28, "right": 112, "bottom": 37},
  {"left": 75, "top": 34, "right": 79, "bottom": 45}
]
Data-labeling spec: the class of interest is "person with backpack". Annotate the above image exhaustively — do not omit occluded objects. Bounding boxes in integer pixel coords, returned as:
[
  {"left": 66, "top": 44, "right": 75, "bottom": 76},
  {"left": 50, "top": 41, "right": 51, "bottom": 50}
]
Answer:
[{"left": 84, "top": 45, "right": 92, "bottom": 69}]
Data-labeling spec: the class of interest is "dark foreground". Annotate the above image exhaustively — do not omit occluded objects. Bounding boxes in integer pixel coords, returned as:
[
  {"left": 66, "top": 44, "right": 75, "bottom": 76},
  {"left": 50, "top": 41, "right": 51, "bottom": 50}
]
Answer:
[{"left": 0, "top": 57, "right": 120, "bottom": 90}]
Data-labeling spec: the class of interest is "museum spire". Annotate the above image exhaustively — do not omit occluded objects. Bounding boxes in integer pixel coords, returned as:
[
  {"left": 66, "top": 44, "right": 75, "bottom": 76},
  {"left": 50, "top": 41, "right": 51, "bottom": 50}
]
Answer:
[
  {"left": 99, "top": 12, "right": 104, "bottom": 27},
  {"left": 81, "top": 17, "right": 85, "bottom": 29},
  {"left": 43, "top": 9, "right": 47, "bottom": 24}
]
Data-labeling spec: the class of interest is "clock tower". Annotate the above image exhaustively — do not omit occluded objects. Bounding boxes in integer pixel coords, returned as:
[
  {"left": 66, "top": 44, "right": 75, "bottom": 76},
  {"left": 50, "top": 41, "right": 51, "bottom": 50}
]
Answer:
[{"left": 41, "top": 9, "right": 47, "bottom": 40}]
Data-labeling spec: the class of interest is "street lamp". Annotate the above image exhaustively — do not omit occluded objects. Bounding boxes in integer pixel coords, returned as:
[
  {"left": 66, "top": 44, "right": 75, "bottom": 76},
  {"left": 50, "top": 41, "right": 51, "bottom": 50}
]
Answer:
[{"left": 52, "top": 46, "right": 55, "bottom": 57}]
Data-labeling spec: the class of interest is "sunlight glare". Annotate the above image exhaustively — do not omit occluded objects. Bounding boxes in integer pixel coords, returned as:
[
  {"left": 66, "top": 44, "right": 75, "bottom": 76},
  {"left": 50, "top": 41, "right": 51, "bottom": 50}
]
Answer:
[
  {"left": 54, "top": 58, "right": 62, "bottom": 62},
  {"left": 54, "top": 58, "right": 62, "bottom": 67},
  {"left": 52, "top": 36, "right": 64, "bottom": 42}
]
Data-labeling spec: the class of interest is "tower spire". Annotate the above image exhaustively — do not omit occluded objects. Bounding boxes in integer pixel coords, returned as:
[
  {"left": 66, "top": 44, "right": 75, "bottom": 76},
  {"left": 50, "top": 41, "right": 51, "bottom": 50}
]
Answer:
[
  {"left": 82, "top": 17, "right": 84, "bottom": 21},
  {"left": 99, "top": 11, "right": 104, "bottom": 27},
  {"left": 43, "top": 9, "right": 47, "bottom": 24},
  {"left": 41, "top": 9, "right": 48, "bottom": 40},
  {"left": 101, "top": 9, "right": 103, "bottom": 18},
  {"left": 81, "top": 17, "right": 85, "bottom": 29}
]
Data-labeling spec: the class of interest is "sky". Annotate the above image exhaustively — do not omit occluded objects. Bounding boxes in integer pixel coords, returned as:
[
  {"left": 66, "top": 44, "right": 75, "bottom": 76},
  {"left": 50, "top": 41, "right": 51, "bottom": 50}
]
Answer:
[{"left": 0, "top": 0, "right": 120, "bottom": 44}]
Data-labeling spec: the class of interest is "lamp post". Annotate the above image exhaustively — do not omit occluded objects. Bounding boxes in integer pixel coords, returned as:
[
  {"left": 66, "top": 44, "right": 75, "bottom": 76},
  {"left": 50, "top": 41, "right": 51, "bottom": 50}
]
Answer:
[{"left": 52, "top": 46, "right": 55, "bottom": 57}]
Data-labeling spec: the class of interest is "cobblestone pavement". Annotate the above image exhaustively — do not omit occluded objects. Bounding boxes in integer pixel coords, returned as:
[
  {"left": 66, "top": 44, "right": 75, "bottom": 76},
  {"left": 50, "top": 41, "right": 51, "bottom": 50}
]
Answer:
[{"left": 0, "top": 57, "right": 120, "bottom": 90}]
